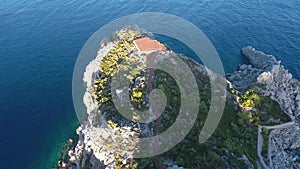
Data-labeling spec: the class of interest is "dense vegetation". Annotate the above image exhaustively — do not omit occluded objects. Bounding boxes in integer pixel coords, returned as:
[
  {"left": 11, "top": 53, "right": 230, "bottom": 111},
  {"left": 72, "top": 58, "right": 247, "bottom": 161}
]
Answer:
[
  {"left": 87, "top": 28, "right": 291, "bottom": 169},
  {"left": 91, "top": 29, "right": 142, "bottom": 104},
  {"left": 261, "top": 128, "right": 270, "bottom": 165},
  {"left": 239, "top": 89, "right": 291, "bottom": 126},
  {"left": 138, "top": 60, "right": 258, "bottom": 169},
  {"left": 90, "top": 29, "right": 151, "bottom": 126}
]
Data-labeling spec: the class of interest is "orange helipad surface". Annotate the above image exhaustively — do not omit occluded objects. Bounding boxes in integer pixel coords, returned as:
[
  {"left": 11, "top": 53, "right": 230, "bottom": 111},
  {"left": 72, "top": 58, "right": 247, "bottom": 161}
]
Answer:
[{"left": 134, "top": 37, "right": 166, "bottom": 52}]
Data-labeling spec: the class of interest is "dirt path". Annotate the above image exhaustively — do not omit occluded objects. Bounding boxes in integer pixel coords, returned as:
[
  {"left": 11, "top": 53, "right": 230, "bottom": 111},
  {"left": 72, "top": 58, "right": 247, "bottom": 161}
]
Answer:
[{"left": 257, "top": 121, "right": 295, "bottom": 169}]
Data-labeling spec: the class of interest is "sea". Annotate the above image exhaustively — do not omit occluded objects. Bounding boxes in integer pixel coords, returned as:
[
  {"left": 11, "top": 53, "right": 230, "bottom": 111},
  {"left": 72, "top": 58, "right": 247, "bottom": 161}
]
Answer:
[{"left": 0, "top": 0, "right": 299, "bottom": 169}]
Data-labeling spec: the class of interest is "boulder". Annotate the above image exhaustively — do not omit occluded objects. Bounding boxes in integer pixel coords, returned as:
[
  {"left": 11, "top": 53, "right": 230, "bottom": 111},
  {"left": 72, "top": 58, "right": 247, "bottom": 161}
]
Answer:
[
  {"left": 239, "top": 64, "right": 248, "bottom": 70},
  {"left": 295, "top": 94, "right": 300, "bottom": 101}
]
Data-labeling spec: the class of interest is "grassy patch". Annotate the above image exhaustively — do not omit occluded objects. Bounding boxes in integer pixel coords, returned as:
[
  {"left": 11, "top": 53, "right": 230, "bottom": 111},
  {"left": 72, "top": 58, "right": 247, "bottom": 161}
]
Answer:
[
  {"left": 239, "top": 89, "right": 291, "bottom": 126},
  {"left": 258, "top": 96, "right": 291, "bottom": 125}
]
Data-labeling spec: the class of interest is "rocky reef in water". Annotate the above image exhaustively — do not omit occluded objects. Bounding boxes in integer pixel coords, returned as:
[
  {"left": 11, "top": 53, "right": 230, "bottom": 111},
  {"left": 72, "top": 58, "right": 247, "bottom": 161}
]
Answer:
[{"left": 57, "top": 27, "right": 299, "bottom": 169}]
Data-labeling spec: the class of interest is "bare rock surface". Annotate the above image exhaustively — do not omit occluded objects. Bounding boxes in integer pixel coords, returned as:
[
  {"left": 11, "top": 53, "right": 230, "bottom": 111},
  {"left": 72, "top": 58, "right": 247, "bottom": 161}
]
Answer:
[
  {"left": 227, "top": 46, "right": 300, "bottom": 118},
  {"left": 269, "top": 124, "right": 300, "bottom": 169},
  {"left": 69, "top": 36, "right": 300, "bottom": 169},
  {"left": 228, "top": 46, "right": 300, "bottom": 169}
]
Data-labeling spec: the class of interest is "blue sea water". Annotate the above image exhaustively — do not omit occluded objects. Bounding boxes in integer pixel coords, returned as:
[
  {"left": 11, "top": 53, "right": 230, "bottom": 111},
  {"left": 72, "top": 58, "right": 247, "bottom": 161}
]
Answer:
[{"left": 0, "top": 0, "right": 299, "bottom": 169}]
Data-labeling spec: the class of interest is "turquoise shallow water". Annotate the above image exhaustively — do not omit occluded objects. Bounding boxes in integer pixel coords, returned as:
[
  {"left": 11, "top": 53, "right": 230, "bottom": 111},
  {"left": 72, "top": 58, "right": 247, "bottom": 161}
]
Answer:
[{"left": 0, "top": 0, "right": 299, "bottom": 169}]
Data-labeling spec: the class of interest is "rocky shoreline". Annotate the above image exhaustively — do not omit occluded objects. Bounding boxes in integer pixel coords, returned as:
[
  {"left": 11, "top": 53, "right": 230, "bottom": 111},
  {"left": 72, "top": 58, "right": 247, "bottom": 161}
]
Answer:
[
  {"left": 56, "top": 42, "right": 115, "bottom": 169},
  {"left": 64, "top": 28, "right": 225, "bottom": 169},
  {"left": 227, "top": 46, "right": 300, "bottom": 169},
  {"left": 68, "top": 38, "right": 142, "bottom": 168},
  {"left": 62, "top": 32, "right": 300, "bottom": 169},
  {"left": 227, "top": 46, "right": 300, "bottom": 118},
  {"left": 66, "top": 42, "right": 115, "bottom": 169},
  {"left": 66, "top": 28, "right": 155, "bottom": 169}
]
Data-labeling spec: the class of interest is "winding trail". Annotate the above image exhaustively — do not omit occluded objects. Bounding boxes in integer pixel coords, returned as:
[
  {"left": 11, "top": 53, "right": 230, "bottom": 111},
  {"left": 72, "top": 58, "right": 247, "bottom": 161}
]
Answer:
[{"left": 257, "top": 121, "right": 295, "bottom": 169}]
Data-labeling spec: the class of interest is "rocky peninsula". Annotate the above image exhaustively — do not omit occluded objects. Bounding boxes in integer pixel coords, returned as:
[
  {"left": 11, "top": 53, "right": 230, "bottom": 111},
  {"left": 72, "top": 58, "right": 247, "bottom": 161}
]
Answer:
[
  {"left": 227, "top": 46, "right": 300, "bottom": 118},
  {"left": 57, "top": 27, "right": 299, "bottom": 169},
  {"left": 227, "top": 46, "right": 300, "bottom": 169}
]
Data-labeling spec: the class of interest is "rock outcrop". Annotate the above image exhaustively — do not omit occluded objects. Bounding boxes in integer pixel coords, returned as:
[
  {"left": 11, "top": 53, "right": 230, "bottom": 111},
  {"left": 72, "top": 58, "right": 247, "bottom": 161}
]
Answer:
[
  {"left": 69, "top": 35, "right": 143, "bottom": 168},
  {"left": 269, "top": 123, "right": 300, "bottom": 169},
  {"left": 227, "top": 46, "right": 300, "bottom": 169},
  {"left": 257, "top": 64, "right": 300, "bottom": 118},
  {"left": 68, "top": 125, "right": 140, "bottom": 169},
  {"left": 67, "top": 28, "right": 300, "bottom": 169},
  {"left": 242, "top": 46, "right": 280, "bottom": 71},
  {"left": 226, "top": 63, "right": 263, "bottom": 91},
  {"left": 227, "top": 46, "right": 300, "bottom": 118}
]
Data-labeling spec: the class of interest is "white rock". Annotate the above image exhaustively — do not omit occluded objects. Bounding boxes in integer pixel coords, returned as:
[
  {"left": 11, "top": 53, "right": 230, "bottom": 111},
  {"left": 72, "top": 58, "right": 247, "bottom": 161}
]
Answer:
[
  {"left": 239, "top": 64, "right": 248, "bottom": 70},
  {"left": 296, "top": 94, "right": 300, "bottom": 101}
]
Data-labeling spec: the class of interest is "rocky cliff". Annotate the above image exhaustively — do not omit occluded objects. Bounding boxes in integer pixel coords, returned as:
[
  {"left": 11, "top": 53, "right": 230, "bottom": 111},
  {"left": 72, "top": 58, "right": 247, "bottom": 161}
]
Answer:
[
  {"left": 227, "top": 46, "right": 300, "bottom": 118},
  {"left": 269, "top": 123, "right": 300, "bottom": 169},
  {"left": 227, "top": 46, "right": 300, "bottom": 169},
  {"left": 62, "top": 28, "right": 300, "bottom": 169}
]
